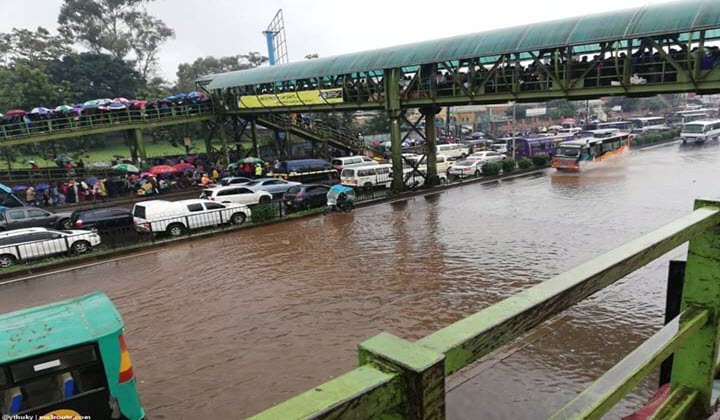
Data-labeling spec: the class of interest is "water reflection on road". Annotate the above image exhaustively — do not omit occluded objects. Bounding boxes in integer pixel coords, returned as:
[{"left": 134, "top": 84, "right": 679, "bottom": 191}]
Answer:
[{"left": 1, "top": 141, "right": 718, "bottom": 418}]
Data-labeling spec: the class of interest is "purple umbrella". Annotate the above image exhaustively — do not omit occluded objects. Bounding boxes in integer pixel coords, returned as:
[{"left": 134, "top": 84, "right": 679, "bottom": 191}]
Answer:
[
  {"left": 30, "top": 107, "right": 51, "bottom": 115},
  {"left": 108, "top": 101, "right": 127, "bottom": 110},
  {"left": 12, "top": 185, "right": 27, "bottom": 191}
]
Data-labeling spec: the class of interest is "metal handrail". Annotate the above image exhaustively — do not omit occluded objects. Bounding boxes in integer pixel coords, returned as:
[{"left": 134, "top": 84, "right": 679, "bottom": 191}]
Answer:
[
  {"left": 0, "top": 103, "right": 214, "bottom": 142},
  {"left": 251, "top": 199, "right": 720, "bottom": 419}
]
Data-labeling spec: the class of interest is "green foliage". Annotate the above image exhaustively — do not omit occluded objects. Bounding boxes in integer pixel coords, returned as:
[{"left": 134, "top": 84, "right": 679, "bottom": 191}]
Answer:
[
  {"left": 547, "top": 99, "right": 578, "bottom": 120},
  {"left": 175, "top": 53, "right": 267, "bottom": 92},
  {"left": 532, "top": 154, "right": 549, "bottom": 167},
  {"left": 251, "top": 204, "right": 277, "bottom": 223},
  {"left": 505, "top": 105, "right": 529, "bottom": 119},
  {"left": 0, "top": 27, "right": 71, "bottom": 64},
  {"left": 58, "top": 0, "right": 174, "bottom": 78},
  {"left": 518, "top": 157, "right": 533, "bottom": 169},
  {"left": 46, "top": 52, "right": 144, "bottom": 101},
  {"left": 501, "top": 158, "right": 516, "bottom": 173},
  {"left": 632, "top": 129, "right": 681, "bottom": 147},
  {"left": 481, "top": 162, "right": 501, "bottom": 176},
  {"left": 605, "top": 96, "right": 672, "bottom": 113},
  {"left": 0, "top": 63, "right": 70, "bottom": 110},
  {"left": 361, "top": 112, "right": 390, "bottom": 135}
]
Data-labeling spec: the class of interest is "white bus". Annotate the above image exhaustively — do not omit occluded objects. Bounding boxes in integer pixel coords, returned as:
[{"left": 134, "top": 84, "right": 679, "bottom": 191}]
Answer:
[
  {"left": 680, "top": 120, "right": 720, "bottom": 144},
  {"left": 628, "top": 117, "right": 668, "bottom": 134}
]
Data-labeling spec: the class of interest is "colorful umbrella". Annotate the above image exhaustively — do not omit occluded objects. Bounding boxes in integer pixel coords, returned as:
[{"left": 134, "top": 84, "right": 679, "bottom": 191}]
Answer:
[
  {"left": 5, "top": 110, "right": 26, "bottom": 118},
  {"left": 173, "top": 163, "right": 194, "bottom": 172},
  {"left": 111, "top": 163, "right": 140, "bottom": 173},
  {"left": 0, "top": 183, "right": 11, "bottom": 193},
  {"left": 85, "top": 177, "right": 98, "bottom": 185},
  {"left": 240, "top": 157, "right": 263, "bottom": 164},
  {"left": 113, "top": 97, "right": 130, "bottom": 103},
  {"left": 188, "top": 91, "right": 209, "bottom": 101},
  {"left": 30, "top": 107, "right": 51, "bottom": 114},
  {"left": 12, "top": 185, "right": 27, "bottom": 191},
  {"left": 35, "top": 184, "right": 50, "bottom": 191},
  {"left": 55, "top": 105, "right": 73, "bottom": 112},
  {"left": 108, "top": 101, "right": 127, "bottom": 110},
  {"left": 149, "top": 165, "right": 175, "bottom": 175},
  {"left": 139, "top": 171, "right": 153, "bottom": 178},
  {"left": 54, "top": 155, "right": 73, "bottom": 164}
]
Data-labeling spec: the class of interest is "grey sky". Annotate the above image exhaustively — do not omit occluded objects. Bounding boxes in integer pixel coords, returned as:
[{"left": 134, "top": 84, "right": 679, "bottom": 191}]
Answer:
[{"left": 1, "top": 0, "right": 675, "bottom": 82}]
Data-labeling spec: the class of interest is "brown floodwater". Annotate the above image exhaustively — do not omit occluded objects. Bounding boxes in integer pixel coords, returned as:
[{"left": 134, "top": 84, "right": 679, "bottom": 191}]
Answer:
[{"left": 1, "top": 141, "right": 719, "bottom": 419}]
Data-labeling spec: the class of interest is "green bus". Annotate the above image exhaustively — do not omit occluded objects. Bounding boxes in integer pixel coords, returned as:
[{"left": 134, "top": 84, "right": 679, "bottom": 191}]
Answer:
[{"left": 0, "top": 292, "right": 144, "bottom": 419}]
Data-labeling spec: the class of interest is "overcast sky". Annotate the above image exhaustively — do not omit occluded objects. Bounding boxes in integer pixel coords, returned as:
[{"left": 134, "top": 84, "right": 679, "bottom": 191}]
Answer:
[{"left": 0, "top": 0, "right": 676, "bottom": 82}]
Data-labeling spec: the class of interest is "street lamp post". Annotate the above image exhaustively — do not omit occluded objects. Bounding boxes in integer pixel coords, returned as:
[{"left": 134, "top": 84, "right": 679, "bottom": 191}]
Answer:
[{"left": 511, "top": 102, "right": 517, "bottom": 160}]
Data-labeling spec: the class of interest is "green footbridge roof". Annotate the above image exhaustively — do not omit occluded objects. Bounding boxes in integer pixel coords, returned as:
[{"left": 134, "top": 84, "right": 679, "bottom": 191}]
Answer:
[{"left": 208, "top": 0, "right": 720, "bottom": 90}]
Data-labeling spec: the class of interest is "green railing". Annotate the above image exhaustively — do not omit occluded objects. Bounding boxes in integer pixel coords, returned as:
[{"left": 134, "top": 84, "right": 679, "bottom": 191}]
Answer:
[
  {"left": 0, "top": 103, "right": 214, "bottom": 142},
  {"left": 252, "top": 198, "right": 720, "bottom": 419},
  {"left": 258, "top": 113, "right": 366, "bottom": 152}
]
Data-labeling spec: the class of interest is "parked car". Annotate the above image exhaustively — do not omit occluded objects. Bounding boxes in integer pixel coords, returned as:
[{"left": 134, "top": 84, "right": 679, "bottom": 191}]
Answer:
[
  {"left": 71, "top": 207, "right": 134, "bottom": 231},
  {"left": 491, "top": 143, "right": 508, "bottom": 154},
  {"left": 70, "top": 207, "right": 138, "bottom": 247},
  {"left": 219, "top": 176, "right": 253, "bottom": 187},
  {"left": 132, "top": 199, "right": 251, "bottom": 237},
  {"left": 201, "top": 186, "right": 272, "bottom": 206},
  {"left": 0, "top": 207, "right": 73, "bottom": 231},
  {"left": 0, "top": 227, "right": 100, "bottom": 268},
  {"left": 283, "top": 184, "right": 330, "bottom": 209},
  {"left": 465, "top": 150, "right": 506, "bottom": 163},
  {"left": 242, "top": 178, "right": 301, "bottom": 197},
  {"left": 448, "top": 160, "right": 486, "bottom": 178},
  {"left": 331, "top": 156, "right": 377, "bottom": 171}
]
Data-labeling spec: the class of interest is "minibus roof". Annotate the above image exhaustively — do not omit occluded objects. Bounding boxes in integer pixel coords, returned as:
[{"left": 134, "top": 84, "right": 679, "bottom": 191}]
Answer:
[{"left": 0, "top": 292, "right": 123, "bottom": 363}]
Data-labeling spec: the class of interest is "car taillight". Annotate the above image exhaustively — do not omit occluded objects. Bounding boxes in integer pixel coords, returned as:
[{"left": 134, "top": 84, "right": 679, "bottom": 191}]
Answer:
[
  {"left": 74, "top": 219, "right": 83, "bottom": 228},
  {"left": 118, "top": 334, "right": 134, "bottom": 384}
]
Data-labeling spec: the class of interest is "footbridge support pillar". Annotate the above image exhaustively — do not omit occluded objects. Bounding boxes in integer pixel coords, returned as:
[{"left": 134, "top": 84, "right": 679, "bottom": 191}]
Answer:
[
  {"left": 385, "top": 68, "right": 404, "bottom": 192},
  {"left": 420, "top": 106, "right": 442, "bottom": 186}
]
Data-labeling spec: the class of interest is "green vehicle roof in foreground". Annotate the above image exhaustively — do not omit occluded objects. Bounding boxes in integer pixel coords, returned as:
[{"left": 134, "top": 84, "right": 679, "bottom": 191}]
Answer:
[{"left": 0, "top": 291, "right": 123, "bottom": 363}]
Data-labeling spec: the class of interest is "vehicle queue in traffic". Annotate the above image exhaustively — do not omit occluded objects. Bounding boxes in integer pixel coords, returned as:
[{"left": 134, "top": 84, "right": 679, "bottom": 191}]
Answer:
[{"left": 0, "top": 114, "right": 713, "bottom": 270}]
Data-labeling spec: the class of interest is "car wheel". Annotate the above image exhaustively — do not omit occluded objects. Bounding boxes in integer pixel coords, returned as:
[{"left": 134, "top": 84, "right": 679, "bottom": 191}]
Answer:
[
  {"left": 166, "top": 223, "right": 185, "bottom": 237},
  {"left": 0, "top": 254, "right": 15, "bottom": 268},
  {"left": 363, "top": 182, "right": 373, "bottom": 191},
  {"left": 259, "top": 195, "right": 271, "bottom": 204},
  {"left": 60, "top": 219, "right": 72, "bottom": 230},
  {"left": 230, "top": 212, "right": 247, "bottom": 225},
  {"left": 474, "top": 170, "right": 481, "bottom": 178},
  {"left": 71, "top": 240, "right": 91, "bottom": 255}
]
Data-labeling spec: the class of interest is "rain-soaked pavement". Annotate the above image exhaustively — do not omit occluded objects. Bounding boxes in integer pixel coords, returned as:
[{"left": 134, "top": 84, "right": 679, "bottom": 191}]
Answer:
[{"left": 1, "top": 141, "right": 718, "bottom": 419}]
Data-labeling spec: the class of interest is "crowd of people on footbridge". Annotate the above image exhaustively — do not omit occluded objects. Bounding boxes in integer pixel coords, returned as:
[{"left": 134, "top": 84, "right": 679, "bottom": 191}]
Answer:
[
  {"left": 231, "top": 44, "right": 720, "bottom": 103},
  {"left": 0, "top": 92, "right": 212, "bottom": 138}
]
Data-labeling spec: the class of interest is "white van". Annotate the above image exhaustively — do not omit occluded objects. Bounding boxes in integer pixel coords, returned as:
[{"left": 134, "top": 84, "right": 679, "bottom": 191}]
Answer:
[
  {"left": 331, "top": 156, "right": 378, "bottom": 170},
  {"left": 132, "top": 199, "right": 251, "bottom": 237},
  {"left": 680, "top": 120, "right": 720, "bottom": 144},
  {"left": 401, "top": 153, "right": 454, "bottom": 173},
  {"left": 436, "top": 143, "right": 469, "bottom": 158},
  {"left": 340, "top": 163, "right": 392, "bottom": 189}
]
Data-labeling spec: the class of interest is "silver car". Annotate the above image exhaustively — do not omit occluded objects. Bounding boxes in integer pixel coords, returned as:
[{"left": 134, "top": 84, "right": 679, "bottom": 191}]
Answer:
[{"left": 242, "top": 178, "right": 301, "bottom": 197}]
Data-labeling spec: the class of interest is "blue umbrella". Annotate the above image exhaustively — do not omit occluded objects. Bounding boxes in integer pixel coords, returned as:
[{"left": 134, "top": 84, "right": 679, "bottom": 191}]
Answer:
[
  {"left": 108, "top": 101, "right": 127, "bottom": 110},
  {"left": 0, "top": 183, "right": 11, "bottom": 193},
  {"left": 35, "top": 184, "right": 50, "bottom": 191},
  {"left": 12, "top": 185, "right": 27, "bottom": 191},
  {"left": 85, "top": 177, "right": 98, "bottom": 185},
  {"left": 30, "top": 107, "right": 51, "bottom": 115}
]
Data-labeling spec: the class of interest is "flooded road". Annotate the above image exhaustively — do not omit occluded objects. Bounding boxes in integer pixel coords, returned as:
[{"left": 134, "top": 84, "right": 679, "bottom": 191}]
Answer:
[{"left": 2, "top": 141, "right": 719, "bottom": 419}]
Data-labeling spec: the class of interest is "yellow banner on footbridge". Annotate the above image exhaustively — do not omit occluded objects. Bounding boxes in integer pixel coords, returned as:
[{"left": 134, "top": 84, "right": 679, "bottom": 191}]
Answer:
[{"left": 237, "top": 88, "right": 344, "bottom": 108}]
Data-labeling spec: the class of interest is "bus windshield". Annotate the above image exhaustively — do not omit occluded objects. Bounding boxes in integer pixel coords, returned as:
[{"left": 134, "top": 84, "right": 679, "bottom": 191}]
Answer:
[
  {"left": 557, "top": 146, "right": 581, "bottom": 157},
  {"left": 682, "top": 124, "right": 705, "bottom": 133}
]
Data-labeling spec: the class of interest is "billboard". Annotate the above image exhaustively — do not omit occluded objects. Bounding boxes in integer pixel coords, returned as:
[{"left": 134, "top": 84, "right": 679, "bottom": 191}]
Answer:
[{"left": 238, "top": 88, "right": 343, "bottom": 108}]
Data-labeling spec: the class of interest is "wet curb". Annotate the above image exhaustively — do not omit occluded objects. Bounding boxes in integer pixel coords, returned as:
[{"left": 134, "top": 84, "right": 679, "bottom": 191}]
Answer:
[{"left": 0, "top": 166, "right": 550, "bottom": 284}]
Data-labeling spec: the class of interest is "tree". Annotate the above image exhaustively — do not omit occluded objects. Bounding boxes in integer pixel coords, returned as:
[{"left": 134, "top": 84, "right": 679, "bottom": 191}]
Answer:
[
  {"left": 362, "top": 112, "right": 390, "bottom": 135},
  {"left": 46, "top": 53, "right": 144, "bottom": 102},
  {"left": 0, "top": 63, "right": 70, "bottom": 110},
  {"left": 58, "top": 0, "right": 173, "bottom": 78},
  {"left": 130, "top": 14, "right": 174, "bottom": 80},
  {"left": 547, "top": 99, "right": 577, "bottom": 119},
  {"left": 0, "top": 27, "right": 71, "bottom": 64},
  {"left": 175, "top": 53, "right": 268, "bottom": 92}
]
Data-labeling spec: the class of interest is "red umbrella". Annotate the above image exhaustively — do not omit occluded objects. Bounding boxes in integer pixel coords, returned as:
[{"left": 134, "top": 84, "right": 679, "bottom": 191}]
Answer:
[
  {"left": 149, "top": 165, "right": 175, "bottom": 175},
  {"left": 113, "top": 97, "right": 130, "bottom": 103},
  {"left": 5, "top": 109, "right": 26, "bottom": 117},
  {"left": 173, "top": 163, "right": 194, "bottom": 172}
]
